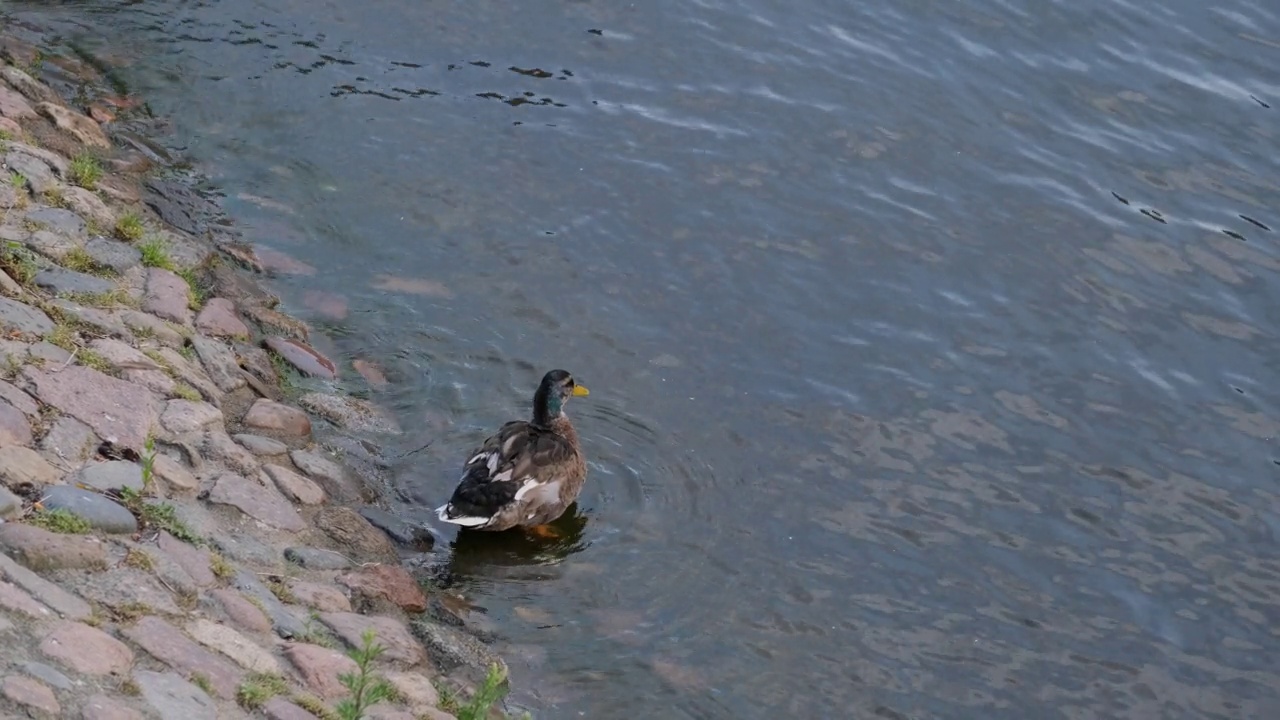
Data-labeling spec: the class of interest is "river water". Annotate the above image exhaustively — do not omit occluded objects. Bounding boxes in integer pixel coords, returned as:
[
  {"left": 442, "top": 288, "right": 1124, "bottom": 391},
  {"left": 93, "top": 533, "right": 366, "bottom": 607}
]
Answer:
[{"left": 9, "top": 0, "right": 1280, "bottom": 717}]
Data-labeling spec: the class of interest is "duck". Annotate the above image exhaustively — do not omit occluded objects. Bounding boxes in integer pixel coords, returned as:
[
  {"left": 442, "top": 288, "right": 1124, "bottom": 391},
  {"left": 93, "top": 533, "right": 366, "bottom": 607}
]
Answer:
[{"left": 435, "top": 369, "right": 590, "bottom": 535}]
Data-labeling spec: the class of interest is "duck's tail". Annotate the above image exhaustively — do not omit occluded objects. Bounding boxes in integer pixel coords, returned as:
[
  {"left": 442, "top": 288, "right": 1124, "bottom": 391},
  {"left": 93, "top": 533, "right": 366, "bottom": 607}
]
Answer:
[{"left": 435, "top": 503, "right": 492, "bottom": 528}]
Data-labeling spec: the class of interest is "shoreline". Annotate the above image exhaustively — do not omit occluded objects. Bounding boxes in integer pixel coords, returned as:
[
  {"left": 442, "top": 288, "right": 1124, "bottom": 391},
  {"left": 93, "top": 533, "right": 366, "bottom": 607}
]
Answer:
[{"left": 0, "top": 18, "right": 516, "bottom": 720}]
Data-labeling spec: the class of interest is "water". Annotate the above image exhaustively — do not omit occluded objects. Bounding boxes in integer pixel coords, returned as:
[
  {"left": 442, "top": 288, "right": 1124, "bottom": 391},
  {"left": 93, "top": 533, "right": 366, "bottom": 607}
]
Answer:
[{"left": 9, "top": 0, "right": 1280, "bottom": 717}]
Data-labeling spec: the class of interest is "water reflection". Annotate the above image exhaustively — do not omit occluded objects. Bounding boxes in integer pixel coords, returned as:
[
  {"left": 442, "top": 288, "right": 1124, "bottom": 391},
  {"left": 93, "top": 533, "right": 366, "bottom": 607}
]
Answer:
[{"left": 445, "top": 505, "right": 591, "bottom": 574}]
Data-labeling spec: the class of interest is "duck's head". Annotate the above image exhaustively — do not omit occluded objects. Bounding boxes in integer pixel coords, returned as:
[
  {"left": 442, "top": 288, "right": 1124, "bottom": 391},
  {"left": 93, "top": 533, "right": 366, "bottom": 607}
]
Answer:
[{"left": 533, "top": 369, "right": 589, "bottom": 423}]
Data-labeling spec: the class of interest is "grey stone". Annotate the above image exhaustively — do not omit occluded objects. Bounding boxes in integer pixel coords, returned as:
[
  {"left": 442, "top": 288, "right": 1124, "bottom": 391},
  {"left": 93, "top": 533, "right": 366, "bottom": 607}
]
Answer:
[
  {"left": 46, "top": 299, "right": 134, "bottom": 341},
  {"left": 41, "top": 486, "right": 137, "bottom": 534},
  {"left": 23, "top": 365, "right": 160, "bottom": 451},
  {"left": 28, "top": 341, "right": 71, "bottom": 365},
  {"left": 4, "top": 151, "right": 58, "bottom": 193},
  {"left": 120, "top": 311, "right": 184, "bottom": 348},
  {"left": 84, "top": 236, "right": 141, "bottom": 273},
  {"left": 359, "top": 507, "right": 433, "bottom": 548},
  {"left": 33, "top": 267, "right": 115, "bottom": 296},
  {"left": 0, "top": 485, "right": 19, "bottom": 519},
  {"left": 25, "top": 229, "right": 78, "bottom": 261},
  {"left": 284, "top": 546, "right": 353, "bottom": 570},
  {"left": 0, "top": 554, "right": 93, "bottom": 620},
  {"left": 133, "top": 670, "right": 217, "bottom": 720},
  {"left": 232, "top": 569, "right": 308, "bottom": 640},
  {"left": 191, "top": 335, "right": 244, "bottom": 392},
  {"left": 25, "top": 206, "right": 87, "bottom": 239},
  {"left": 290, "top": 448, "right": 361, "bottom": 503},
  {"left": 0, "top": 380, "right": 38, "bottom": 417},
  {"left": 72, "top": 460, "right": 144, "bottom": 492},
  {"left": 233, "top": 434, "right": 287, "bottom": 456},
  {"left": 143, "top": 268, "right": 191, "bottom": 325},
  {"left": 20, "top": 661, "right": 72, "bottom": 691},
  {"left": 0, "top": 296, "right": 54, "bottom": 336},
  {"left": 207, "top": 473, "right": 304, "bottom": 531},
  {"left": 38, "top": 416, "right": 99, "bottom": 470},
  {"left": 0, "top": 402, "right": 32, "bottom": 447}
]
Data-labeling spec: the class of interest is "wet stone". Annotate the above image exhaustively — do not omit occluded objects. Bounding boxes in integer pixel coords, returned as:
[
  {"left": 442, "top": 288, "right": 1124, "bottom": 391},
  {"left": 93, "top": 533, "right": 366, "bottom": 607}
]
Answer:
[
  {"left": 24, "top": 365, "right": 159, "bottom": 451},
  {"left": 315, "top": 506, "right": 397, "bottom": 561},
  {"left": 143, "top": 267, "right": 192, "bottom": 325},
  {"left": 359, "top": 507, "right": 434, "bottom": 549},
  {"left": 26, "top": 206, "right": 88, "bottom": 239},
  {"left": 264, "top": 336, "right": 337, "bottom": 379},
  {"left": 302, "top": 289, "right": 348, "bottom": 320},
  {"left": 353, "top": 359, "right": 389, "bottom": 387},
  {"left": 0, "top": 296, "right": 55, "bottom": 336},
  {"left": 411, "top": 620, "right": 508, "bottom": 678},
  {"left": 299, "top": 392, "right": 401, "bottom": 435},
  {"left": 244, "top": 399, "right": 312, "bottom": 438},
  {"left": 2, "top": 675, "right": 60, "bottom": 717},
  {"left": 81, "top": 694, "right": 145, "bottom": 720},
  {"left": 290, "top": 448, "right": 360, "bottom": 503},
  {"left": 338, "top": 564, "right": 428, "bottom": 613},
  {"left": 73, "top": 460, "right": 144, "bottom": 492},
  {"left": 265, "top": 463, "right": 326, "bottom": 505},
  {"left": 84, "top": 236, "right": 142, "bottom": 273},
  {"left": 284, "top": 546, "right": 353, "bottom": 570},
  {"left": 124, "top": 616, "right": 243, "bottom": 699},
  {"left": 234, "top": 433, "right": 288, "bottom": 456},
  {"left": 208, "top": 472, "right": 305, "bottom": 531},
  {"left": 284, "top": 643, "right": 358, "bottom": 698},
  {"left": 20, "top": 662, "right": 72, "bottom": 691},
  {"left": 40, "top": 486, "right": 137, "bottom": 534},
  {"left": 0, "top": 402, "right": 33, "bottom": 447},
  {"left": 0, "top": 554, "right": 93, "bottom": 619},
  {"left": 321, "top": 612, "right": 424, "bottom": 666},
  {"left": 133, "top": 670, "right": 217, "bottom": 720},
  {"left": 40, "top": 620, "right": 134, "bottom": 675},
  {"left": 33, "top": 267, "right": 115, "bottom": 296},
  {"left": 194, "top": 297, "right": 249, "bottom": 339}
]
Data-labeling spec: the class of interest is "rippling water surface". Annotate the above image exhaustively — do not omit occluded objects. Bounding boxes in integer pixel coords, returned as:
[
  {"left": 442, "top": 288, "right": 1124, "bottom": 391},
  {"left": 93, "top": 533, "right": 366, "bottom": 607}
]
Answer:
[{"left": 12, "top": 0, "right": 1280, "bottom": 716}]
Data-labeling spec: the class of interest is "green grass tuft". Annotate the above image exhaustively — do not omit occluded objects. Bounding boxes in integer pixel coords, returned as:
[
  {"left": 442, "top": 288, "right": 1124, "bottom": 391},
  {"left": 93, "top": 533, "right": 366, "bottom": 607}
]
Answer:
[
  {"left": 60, "top": 246, "right": 112, "bottom": 276},
  {"left": 138, "top": 236, "right": 174, "bottom": 270},
  {"left": 190, "top": 672, "right": 215, "bottom": 697},
  {"left": 29, "top": 507, "right": 92, "bottom": 534},
  {"left": 114, "top": 212, "right": 144, "bottom": 242},
  {"left": 68, "top": 152, "right": 103, "bottom": 189},
  {"left": 237, "top": 673, "right": 289, "bottom": 710}
]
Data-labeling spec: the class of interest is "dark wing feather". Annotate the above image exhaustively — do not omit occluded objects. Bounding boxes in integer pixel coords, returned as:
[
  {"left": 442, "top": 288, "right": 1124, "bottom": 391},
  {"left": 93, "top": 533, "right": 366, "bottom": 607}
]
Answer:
[{"left": 446, "top": 420, "right": 578, "bottom": 517}]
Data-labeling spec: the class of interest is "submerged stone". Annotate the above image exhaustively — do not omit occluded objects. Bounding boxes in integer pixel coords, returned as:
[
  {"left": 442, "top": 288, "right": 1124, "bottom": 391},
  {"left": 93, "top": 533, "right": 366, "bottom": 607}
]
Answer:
[{"left": 263, "top": 336, "right": 337, "bottom": 379}]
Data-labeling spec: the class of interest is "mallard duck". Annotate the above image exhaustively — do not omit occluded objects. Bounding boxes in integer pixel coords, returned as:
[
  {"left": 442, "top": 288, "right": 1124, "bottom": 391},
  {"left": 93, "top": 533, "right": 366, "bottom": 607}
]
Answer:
[{"left": 435, "top": 369, "right": 590, "bottom": 534}]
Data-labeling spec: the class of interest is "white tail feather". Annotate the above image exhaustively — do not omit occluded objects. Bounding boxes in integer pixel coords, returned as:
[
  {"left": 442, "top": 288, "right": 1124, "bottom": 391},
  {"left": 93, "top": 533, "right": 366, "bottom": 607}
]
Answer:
[{"left": 435, "top": 503, "right": 491, "bottom": 528}]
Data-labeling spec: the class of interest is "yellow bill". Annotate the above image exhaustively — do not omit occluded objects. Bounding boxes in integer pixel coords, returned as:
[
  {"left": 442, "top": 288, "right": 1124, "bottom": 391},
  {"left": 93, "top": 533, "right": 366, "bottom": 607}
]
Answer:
[{"left": 572, "top": 384, "right": 590, "bottom": 397}]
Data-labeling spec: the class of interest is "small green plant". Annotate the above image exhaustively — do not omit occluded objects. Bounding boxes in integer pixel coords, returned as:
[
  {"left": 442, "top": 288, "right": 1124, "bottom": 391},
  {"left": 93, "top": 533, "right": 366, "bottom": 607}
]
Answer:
[
  {"left": 140, "top": 436, "right": 157, "bottom": 492},
  {"left": 62, "top": 287, "right": 137, "bottom": 309},
  {"left": 334, "top": 629, "right": 396, "bottom": 720},
  {"left": 118, "top": 486, "right": 202, "bottom": 545},
  {"left": 179, "top": 342, "right": 197, "bottom": 361},
  {"left": 113, "top": 600, "right": 154, "bottom": 622},
  {"left": 177, "top": 265, "right": 208, "bottom": 309},
  {"left": 77, "top": 348, "right": 112, "bottom": 373},
  {"left": 209, "top": 552, "right": 234, "bottom": 580},
  {"left": 44, "top": 322, "right": 78, "bottom": 352},
  {"left": 452, "top": 664, "right": 510, "bottom": 720},
  {"left": 265, "top": 576, "right": 296, "bottom": 604},
  {"left": 40, "top": 186, "right": 70, "bottom": 209},
  {"left": 115, "top": 212, "right": 144, "bottom": 241},
  {"left": 68, "top": 152, "right": 103, "bottom": 189},
  {"left": 0, "top": 241, "right": 38, "bottom": 286},
  {"left": 173, "top": 383, "right": 201, "bottom": 401},
  {"left": 119, "top": 678, "right": 141, "bottom": 696},
  {"left": 237, "top": 673, "right": 289, "bottom": 710},
  {"left": 29, "top": 507, "right": 92, "bottom": 534},
  {"left": 296, "top": 614, "right": 336, "bottom": 648},
  {"left": 138, "top": 236, "right": 174, "bottom": 270},
  {"left": 122, "top": 547, "right": 155, "bottom": 571},
  {"left": 190, "top": 672, "right": 215, "bottom": 696},
  {"left": 0, "top": 129, "right": 11, "bottom": 143},
  {"left": 60, "top": 246, "right": 110, "bottom": 276},
  {"left": 8, "top": 171, "right": 26, "bottom": 189},
  {"left": 292, "top": 694, "right": 338, "bottom": 720}
]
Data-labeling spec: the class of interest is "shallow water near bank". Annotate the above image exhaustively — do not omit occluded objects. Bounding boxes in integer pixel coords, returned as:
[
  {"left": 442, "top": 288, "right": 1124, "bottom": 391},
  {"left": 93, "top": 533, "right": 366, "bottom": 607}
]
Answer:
[{"left": 11, "top": 0, "right": 1280, "bottom": 716}]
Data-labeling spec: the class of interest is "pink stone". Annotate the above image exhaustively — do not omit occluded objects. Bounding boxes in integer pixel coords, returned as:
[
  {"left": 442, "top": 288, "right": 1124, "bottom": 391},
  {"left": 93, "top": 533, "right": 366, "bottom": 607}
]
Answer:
[
  {"left": 243, "top": 399, "right": 312, "bottom": 438},
  {"left": 0, "top": 402, "right": 32, "bottom": 447},
  {"left": 263, "top": 336, "right": 337, "bottom": 380},
  {"left": 0, "top": 580, "right": 52, "bottom": 618},
  {"left": 143, "top": 267, "right": 192, "bottom": 325},
  {"left": 263, "top": 697, "right": 323, "bottom": 720},
  {"left": 284, "top": 643, "right": 357, "bottom": 699},
  {"left": 40, "top": 620, "right": 134, "bottom": 675},
  {"left": 210, "top": 588, "right": 271, "bottom": 635},
  {"left": 23, "top": 365, "right": 160, "bottom": 451},
  {"left": 2, "top": 675, "right": 59, "bottom": 716},
  {"left": 353, "top": 359, "right": 389, "bottom": 387},
  {"left": 0, "top": 86, "right": 36, "bottom": 119},
  {"left": 194, "top": 298, "right": 250, "bottom": 339},
  {"left": 264, "top": 464, "right": 326, "bottom": 505},
  {"left": 288, "top": 581, "right": 351, "bottom": 613},
  {"left": 37, "top": 102, "right": 110, "bottom": 147},
  {"left": 319, "top": 612, "right": 424, "bottom": 666},
  {"left": 302, "top": 290, "right": 348, "bottom": 320},
  {"left": 81, "top": 693, "right": 144, "bottom": 720},
  {"left": 254, "top": 247, "right": 316, "bottom": 276},
  {"left": 337, "top": 565, "right": 427, "bottom": 613},
  {"left": 123, "top": 616, "right": 243, "bottom": 699}
]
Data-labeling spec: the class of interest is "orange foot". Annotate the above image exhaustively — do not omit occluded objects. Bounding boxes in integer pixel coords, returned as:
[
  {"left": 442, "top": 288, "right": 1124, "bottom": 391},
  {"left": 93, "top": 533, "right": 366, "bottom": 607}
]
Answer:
[{"left": 525, "top": 524, "right": 562, "bottom": 540}]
